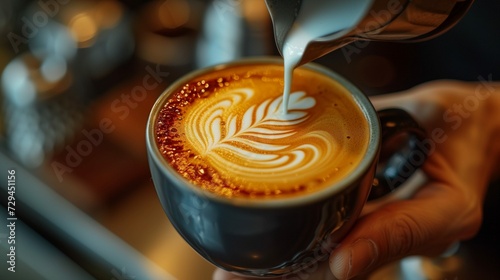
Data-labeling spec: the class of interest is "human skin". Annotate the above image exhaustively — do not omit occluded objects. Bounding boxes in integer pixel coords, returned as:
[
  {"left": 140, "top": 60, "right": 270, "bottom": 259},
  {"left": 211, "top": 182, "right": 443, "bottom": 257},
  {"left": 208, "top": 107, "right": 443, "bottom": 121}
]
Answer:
[{"left": 213, "top": 80, "right": 500, "bottom": 280}]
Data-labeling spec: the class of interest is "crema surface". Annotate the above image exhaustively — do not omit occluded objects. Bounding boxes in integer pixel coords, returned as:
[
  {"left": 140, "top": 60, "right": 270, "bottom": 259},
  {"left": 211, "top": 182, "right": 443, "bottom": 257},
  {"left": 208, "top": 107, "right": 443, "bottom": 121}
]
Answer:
[{"left": 155, "top": 64, "right": 369, "bottom": 199}]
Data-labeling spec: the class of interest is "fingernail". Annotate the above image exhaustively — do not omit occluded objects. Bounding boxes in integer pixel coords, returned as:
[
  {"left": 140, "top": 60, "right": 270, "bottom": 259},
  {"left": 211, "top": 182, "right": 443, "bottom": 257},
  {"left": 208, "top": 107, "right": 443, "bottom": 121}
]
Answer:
[{"left": 347, "top": 239, "right": 378, "bottom": 279}]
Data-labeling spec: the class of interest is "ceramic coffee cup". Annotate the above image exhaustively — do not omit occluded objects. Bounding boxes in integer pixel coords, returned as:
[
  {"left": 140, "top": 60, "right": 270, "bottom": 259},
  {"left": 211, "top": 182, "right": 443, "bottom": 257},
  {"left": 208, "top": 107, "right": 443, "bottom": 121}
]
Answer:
[{"left": 146, "top": 57, "right": 426, "bottom": 277}]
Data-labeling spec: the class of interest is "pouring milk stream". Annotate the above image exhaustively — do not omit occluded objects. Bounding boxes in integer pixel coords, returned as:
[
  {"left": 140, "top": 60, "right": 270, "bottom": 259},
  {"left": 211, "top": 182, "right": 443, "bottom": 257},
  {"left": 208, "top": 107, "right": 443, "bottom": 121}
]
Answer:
[
  {"left": 269, "top": 0, "right": 475, "bottom": 113},
  {"left": 281, "top": 0, "right": 373, "bottom": 113}
]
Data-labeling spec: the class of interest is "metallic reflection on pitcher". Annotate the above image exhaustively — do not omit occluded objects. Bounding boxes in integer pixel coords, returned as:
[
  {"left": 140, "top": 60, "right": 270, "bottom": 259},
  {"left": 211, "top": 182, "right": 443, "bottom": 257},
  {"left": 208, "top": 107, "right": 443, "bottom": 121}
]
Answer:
[{"left": 266, "top": 0, "right": 475, "bottom": 67}]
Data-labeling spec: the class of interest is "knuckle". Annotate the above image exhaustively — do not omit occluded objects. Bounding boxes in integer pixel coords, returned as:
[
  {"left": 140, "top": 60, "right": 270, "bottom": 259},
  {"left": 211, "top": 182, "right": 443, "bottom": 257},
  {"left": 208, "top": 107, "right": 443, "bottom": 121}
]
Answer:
[
  {"left": 383, "top": 213, "right": 423, "bottom": 257},
  {"left": 460, "top": 197, "right": 484, "bottom": 239},
  {"left": 451, "top": 186, "right": 484, "bottom": 240}
]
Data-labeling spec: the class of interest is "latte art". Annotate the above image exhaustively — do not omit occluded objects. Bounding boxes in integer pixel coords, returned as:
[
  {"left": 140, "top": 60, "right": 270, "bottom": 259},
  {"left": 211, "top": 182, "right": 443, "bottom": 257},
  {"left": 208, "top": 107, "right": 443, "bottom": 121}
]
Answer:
[
  {"left": 185, "top": 88, "right": 335, "bottom": 182},
  {"left": 155, "top": 64, "right": 369, "bottom": 198}
]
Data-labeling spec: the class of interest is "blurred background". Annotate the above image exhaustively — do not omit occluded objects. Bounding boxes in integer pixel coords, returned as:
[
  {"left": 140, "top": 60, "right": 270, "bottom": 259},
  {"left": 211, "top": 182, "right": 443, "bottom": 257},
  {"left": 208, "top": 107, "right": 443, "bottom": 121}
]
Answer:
[{"left": 0, "top": 0, "right": 499, "bottom": 279}]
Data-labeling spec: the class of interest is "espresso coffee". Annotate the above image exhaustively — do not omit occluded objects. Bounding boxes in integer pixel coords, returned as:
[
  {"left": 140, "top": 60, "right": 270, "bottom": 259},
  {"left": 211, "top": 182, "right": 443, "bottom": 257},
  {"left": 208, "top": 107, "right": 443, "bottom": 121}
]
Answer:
[{"left": 155, "top": 63, "right": 368, "bottom": 199}]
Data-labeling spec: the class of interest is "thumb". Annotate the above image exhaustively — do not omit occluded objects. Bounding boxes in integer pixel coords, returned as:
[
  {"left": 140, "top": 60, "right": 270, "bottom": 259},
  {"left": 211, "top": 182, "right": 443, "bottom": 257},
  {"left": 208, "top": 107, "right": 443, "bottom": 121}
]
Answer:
[{"left": 328, "top": 183, "right": 464, "bottom": 280}]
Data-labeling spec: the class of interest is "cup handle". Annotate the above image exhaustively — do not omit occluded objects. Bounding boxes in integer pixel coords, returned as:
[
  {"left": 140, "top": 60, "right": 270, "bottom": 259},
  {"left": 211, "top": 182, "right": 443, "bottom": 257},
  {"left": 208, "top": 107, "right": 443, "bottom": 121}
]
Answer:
[{"left": 368, "top": 108, "right": 427, "bottom": 201}]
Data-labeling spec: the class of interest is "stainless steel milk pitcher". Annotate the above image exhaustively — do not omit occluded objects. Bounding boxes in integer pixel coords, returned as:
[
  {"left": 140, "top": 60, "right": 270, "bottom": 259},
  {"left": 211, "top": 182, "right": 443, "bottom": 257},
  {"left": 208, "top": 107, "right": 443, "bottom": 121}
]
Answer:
[{"left": 265, "top": 0, "right": 475, "bottom": 66}]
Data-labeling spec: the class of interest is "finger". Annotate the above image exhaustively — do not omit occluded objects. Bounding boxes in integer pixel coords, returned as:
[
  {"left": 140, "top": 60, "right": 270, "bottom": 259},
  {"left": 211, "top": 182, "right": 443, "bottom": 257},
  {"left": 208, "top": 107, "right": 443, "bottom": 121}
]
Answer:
[
  {"left": 329, "top": 181, "right": 471, "bottom": 280},
  {"left": 361, "top": 170, "right": 427, "bottom": 217}
]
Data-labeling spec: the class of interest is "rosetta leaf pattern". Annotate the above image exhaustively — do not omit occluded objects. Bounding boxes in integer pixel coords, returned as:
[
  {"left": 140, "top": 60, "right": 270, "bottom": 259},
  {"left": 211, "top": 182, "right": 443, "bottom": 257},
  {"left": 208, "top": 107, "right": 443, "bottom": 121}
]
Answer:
[
  {"left": 208, "top": 90, "right": 315, "bottom": 153},
  {"left": 185, "top": 88, "right": 332, "bottom": 181}
]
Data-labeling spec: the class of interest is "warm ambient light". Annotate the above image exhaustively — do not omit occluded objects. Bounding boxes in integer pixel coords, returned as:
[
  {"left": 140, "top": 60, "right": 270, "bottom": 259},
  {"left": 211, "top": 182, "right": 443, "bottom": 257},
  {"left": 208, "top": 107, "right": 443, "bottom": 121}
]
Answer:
[
  {"left": 95, "top": 0, "right": 123, "bottom": 29},
  {"left": 158, "top": 0, "right": 190, "bottom": 29},
  {"left": 69, "top": 13, "right": 97, "bottom": 47}
]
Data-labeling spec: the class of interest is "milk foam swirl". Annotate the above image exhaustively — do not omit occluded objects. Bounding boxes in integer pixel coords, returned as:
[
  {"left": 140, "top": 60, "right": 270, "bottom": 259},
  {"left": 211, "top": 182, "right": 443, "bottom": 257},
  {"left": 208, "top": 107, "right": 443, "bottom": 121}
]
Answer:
[
  {"left": 184, "top": 88, "right": 338, "bottom": 184},
  {"left": 156, "top": 65, "right": 370, "bottom": 198}
]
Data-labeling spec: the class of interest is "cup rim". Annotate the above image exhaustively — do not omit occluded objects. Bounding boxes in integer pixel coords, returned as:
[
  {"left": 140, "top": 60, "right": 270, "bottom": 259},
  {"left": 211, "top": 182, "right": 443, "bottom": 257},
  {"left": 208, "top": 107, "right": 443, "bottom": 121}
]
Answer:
[{"left": 146, "top": 56, "right": 380, "bottom": 208}]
